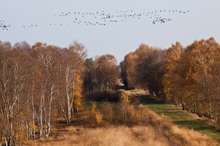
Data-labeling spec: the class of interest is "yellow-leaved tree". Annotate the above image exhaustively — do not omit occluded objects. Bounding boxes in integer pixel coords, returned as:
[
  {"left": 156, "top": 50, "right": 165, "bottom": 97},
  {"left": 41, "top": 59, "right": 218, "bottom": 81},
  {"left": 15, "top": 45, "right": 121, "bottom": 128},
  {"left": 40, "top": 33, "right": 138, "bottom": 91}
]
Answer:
[
  {"left": 73, "top": 72, "right": 83, "bottom": 112},
  {"left": 163, "top": 42, "right": 184, "bottom": 104},
  {"left": 91, "top": 102, "right": 103, "bottom": 124},
  {"left": 181, "top": 38, "right": 220, "bottom": 118},
  {"left": 163, "top": 38, "right": 220, "bottom": 120}
]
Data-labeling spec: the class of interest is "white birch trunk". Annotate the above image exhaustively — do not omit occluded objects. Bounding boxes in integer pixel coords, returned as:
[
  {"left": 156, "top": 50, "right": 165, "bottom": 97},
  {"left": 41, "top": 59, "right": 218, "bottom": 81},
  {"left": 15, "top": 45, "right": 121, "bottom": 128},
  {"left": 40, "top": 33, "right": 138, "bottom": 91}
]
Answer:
[
  {"left": 65, "top": 67, "right": 72, "bottom": 124},
  {"left": 39, "top": 91, "right": 44, "bottom": 139},
  {"left": 45, "top": 84, "right": 55, "bottom": 138}
]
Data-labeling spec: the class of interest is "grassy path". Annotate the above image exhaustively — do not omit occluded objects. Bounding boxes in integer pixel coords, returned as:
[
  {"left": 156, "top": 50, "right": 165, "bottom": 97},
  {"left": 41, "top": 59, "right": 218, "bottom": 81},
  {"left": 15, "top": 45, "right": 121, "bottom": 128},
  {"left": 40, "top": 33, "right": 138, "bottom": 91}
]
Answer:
[
  {"left": 125, "top": 89, "right": 220, "bottom": 143},
  {"left": 139, "top": 95, "right": 220, "bottom": 143}
]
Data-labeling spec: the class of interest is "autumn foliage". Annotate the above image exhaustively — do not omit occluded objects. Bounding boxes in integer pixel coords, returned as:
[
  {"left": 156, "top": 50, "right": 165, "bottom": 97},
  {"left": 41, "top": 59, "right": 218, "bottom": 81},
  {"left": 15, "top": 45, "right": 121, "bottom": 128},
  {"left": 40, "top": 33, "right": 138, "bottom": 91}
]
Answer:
[
  {"left": 0, "top": 37, "right": 220, "bottom": 145},
  {"left": 121, "top": 44, "right": 167, "bottom": 97},
  {"left": 83, "top": 54, "right": 119, "bottom": 92},
  {"left": 0, "top": 41, "right": 85, "bottom": 144},
  {"left": 163, "top": 38, "right": 220, "bottom": 122},
  {"left": 121, "top": 37, "right": 220, "bottom": 123}
]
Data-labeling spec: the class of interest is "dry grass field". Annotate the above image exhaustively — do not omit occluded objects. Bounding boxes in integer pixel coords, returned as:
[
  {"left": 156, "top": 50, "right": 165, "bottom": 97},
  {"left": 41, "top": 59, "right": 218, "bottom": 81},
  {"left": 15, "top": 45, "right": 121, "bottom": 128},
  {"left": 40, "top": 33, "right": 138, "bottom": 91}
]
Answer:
[{"left": 25, "top": 103, "right": 218, "bottom": 146}]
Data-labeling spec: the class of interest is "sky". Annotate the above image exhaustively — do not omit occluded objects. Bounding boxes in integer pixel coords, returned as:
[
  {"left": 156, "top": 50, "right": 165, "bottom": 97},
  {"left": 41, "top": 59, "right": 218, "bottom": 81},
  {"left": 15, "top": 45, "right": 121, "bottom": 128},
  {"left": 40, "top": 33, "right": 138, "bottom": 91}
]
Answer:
[{"left": 0, "top": 0, "right": 220, "bottom": 63}]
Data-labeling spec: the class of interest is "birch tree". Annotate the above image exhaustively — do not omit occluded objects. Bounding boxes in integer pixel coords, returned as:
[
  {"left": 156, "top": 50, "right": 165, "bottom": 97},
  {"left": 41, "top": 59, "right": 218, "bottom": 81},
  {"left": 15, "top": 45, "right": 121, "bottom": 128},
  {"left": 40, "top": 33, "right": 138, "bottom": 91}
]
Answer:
[
  {"left": 31, "top": 42, "right": 61, "bottom": 138},
  {"left": 0, "top": 44, "right": 32, "bottom": 144},
  {"left": 58, "top": 42, "right": 85, "bottom": 123}
]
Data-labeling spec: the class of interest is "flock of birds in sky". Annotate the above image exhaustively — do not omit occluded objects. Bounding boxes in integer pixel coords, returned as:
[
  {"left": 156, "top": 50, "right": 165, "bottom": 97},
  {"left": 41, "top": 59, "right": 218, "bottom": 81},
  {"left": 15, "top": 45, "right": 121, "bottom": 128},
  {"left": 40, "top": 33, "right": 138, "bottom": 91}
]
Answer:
[
  {"left": 0, "top": 9, "right": 190, "bottom": 31},
  {"left": 0, "top": 20, "right": 11, "bottom": 30}
]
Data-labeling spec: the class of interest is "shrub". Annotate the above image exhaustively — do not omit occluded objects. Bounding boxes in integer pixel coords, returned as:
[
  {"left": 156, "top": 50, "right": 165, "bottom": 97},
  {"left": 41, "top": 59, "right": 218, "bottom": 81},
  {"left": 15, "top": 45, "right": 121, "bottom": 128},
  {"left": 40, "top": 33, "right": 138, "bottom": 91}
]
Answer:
[
  {"left": 99, "top": 102, "right": 113, "bottom": 122},
  {"left": 119, "top": 90, "right": 128, "bottom": 103},
  {"left": 95, "top": 102, "right": 148, "bottom": 125},
  {"left": 91, "top": 102, "right": 103, "bottom": 124},
  {"left": 88, "top": 91, "right": 149, "bottom": 125},
  {"left": 86, "top": 90, "right": 119, "bottom": 102}
]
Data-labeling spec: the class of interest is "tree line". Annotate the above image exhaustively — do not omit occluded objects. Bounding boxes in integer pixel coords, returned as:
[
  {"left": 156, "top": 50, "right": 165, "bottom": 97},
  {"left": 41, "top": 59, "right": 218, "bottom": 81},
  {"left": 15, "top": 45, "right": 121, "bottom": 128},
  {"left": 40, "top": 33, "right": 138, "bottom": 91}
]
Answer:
[
  {"left": 1, "top": 37, "right": 220, "bottom": 144},
  {"left": 121, "top": 37, "right": 220, "bottom": 123},
  {"left": 0, "top": 41, "right": 119, "bottom": 145}
]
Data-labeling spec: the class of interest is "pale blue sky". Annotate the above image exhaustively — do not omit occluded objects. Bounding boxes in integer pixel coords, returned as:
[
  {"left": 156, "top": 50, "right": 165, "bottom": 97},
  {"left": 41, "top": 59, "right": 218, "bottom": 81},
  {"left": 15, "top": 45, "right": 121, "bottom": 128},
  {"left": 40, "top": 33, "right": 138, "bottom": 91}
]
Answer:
[{"left": 0, "top": 0, "right": 220, "bottom": 62}]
